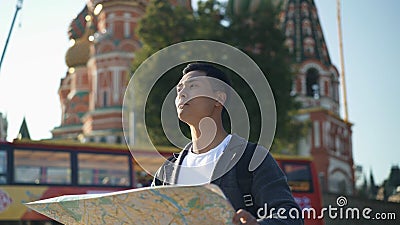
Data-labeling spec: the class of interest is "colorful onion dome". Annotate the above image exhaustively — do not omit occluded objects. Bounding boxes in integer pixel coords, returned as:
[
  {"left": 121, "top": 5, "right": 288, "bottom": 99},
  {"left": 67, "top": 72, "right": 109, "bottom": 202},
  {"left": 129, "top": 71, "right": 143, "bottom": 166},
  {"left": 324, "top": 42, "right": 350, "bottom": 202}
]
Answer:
[{"left": 65, "top": 5, "right": 93, "bottom": 68}]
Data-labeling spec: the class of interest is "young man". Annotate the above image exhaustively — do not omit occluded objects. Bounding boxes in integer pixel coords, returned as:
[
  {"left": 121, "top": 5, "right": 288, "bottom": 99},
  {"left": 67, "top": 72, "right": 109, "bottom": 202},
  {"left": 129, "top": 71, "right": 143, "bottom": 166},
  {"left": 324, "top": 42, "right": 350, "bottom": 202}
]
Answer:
[{"left": 152, "top": 63, "right": 303, "bottom": 225}]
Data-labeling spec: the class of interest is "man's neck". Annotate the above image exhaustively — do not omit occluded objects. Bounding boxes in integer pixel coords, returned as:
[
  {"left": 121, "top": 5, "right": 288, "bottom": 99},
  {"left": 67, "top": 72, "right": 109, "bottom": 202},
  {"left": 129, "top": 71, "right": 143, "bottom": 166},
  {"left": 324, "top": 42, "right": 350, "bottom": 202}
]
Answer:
[{"left": 190, "top": 117, "right": 228, "bottom": 154}]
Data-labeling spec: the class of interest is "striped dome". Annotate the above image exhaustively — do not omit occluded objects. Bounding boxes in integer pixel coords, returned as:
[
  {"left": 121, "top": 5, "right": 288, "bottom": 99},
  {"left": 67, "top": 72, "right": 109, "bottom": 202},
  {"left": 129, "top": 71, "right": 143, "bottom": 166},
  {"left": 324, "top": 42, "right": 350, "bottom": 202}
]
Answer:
[{"left": 68, "top": 6, "right": 89, "bottom": 40}]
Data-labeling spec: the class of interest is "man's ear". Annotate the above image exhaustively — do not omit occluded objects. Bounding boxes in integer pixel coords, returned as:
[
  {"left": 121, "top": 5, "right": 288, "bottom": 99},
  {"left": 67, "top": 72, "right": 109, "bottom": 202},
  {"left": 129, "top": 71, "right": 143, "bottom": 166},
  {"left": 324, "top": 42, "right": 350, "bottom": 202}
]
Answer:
[{"left": 215, "top": 91, "right": 227, "bottom": 106}]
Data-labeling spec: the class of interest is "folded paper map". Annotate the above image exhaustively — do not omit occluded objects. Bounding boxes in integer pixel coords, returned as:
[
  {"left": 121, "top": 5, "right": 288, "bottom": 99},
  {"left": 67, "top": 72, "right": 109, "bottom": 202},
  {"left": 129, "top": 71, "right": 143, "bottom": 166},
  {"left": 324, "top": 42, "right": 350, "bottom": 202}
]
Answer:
[{"left": 25, "top": 184, "right": 235, "bottom": 225}]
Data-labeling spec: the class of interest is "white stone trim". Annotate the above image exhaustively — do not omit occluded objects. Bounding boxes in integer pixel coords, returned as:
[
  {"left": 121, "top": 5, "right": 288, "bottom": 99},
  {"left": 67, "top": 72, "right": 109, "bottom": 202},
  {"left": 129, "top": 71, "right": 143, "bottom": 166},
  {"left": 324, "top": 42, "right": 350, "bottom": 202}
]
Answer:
[
  {"left": 92, "top": 117, "right": 122, "bottom": 125},
  {"left": 94, "top": 52, "right": 134, "bottom": 60},
  {"left": 313, "top": 121, "right": 320, "bottom": 148},
  {"left": 300, "top": 62, "right": 330, "bottom": 76}
]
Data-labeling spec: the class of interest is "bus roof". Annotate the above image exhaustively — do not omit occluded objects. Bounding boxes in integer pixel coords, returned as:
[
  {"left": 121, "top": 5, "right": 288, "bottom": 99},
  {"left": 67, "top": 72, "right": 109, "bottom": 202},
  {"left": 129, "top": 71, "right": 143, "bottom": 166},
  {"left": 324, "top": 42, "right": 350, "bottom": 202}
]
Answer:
[
  {"left": 8, "top": 139, "right": 313, "bottom": 161},
  {"left": 10, "top": 138, "right": 180, "bottom": 154},
  {"left": 271, "top": 153, "right": 313, "bottom": 161}
]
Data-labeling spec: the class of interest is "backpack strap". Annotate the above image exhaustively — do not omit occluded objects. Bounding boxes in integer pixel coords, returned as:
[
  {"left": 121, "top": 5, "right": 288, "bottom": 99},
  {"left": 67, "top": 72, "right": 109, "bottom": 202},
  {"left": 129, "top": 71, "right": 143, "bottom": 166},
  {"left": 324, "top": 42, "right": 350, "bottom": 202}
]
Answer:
[
  {"left": 167, "top": 153, "right": 179, "bottom": 163},
  {"left": 153, "top": 153, "right": 179, "bottom": 186},
  {"left": 236, "top": 142, "right": 258, "bottom": 216}
]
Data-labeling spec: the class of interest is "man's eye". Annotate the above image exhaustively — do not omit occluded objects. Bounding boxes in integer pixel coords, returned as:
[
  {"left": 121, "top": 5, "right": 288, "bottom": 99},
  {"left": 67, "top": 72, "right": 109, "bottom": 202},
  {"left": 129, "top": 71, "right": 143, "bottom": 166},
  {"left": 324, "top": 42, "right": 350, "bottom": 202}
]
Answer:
[{"left": 189, "top": 84, "right": 197, "bottom": 88}]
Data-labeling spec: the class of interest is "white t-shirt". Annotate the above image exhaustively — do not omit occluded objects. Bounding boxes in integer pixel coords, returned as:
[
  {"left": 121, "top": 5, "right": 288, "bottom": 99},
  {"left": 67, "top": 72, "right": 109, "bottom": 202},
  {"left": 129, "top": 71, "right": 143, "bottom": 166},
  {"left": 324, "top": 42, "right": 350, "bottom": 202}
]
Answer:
[{"left": 177, "top": 134, "right": 232, "bottom": 185}]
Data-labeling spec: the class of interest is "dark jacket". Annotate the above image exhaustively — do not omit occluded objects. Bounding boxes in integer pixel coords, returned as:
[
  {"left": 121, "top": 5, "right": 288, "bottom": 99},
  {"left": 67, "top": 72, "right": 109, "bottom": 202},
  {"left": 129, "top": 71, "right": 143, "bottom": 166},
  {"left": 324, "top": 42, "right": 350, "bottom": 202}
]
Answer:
[{"left": 152, "top": 134, "right": 303, "bottom": 225}]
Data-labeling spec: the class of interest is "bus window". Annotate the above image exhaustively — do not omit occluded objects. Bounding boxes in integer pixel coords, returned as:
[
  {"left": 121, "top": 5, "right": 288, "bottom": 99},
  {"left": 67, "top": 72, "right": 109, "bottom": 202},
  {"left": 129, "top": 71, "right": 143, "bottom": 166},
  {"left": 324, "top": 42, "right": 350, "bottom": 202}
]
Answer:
[
  {"left": 14, "top": 150, "right": 71, "bottom": 184},
  {"left": 0, "top": 150, "right": 6, "bottom": 184},
  {"left": 282, "top": 162, "right": 313, "bottom": 193},
  {"left": 78, "top": 153, "right": 130, "bottom": 186}
]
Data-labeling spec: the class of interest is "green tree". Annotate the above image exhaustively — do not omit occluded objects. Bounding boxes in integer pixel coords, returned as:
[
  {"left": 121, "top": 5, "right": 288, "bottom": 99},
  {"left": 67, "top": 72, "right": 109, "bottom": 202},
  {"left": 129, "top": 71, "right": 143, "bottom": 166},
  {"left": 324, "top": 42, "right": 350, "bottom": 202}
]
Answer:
[
  {"left": 132, "top": 0, "right": 306, "bottom": 153},
  {"left": 222, "top": 1, "right": 306, "bottom": 153},
  {"left": 132, "top": 0, "right": 225, "bottom": 146},
  {"left": 133, "top": 0, "right": 198, "bottom": 68}
]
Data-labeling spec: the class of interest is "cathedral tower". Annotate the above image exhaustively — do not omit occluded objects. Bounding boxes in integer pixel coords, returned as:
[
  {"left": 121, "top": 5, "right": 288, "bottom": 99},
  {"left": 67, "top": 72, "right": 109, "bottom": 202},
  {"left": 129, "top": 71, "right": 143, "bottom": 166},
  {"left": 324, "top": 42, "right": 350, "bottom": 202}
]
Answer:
[
  {"left": 52, "top": 0, "right": 147, "bottom": 143},
  {"left": 81, "top": 0, "right": 147, "bottom": 143},
  {"left": 52, "top": 6, "right": 92, "bottom": 139},
  {"left": 228, "top": 0, "right": 355, "bottom": 195},
  {"left": 281, "top": 0, "right": 354, "bottom": 195},
  {"left": 52, "top": 0, "right": 192, "bottom": 144}
]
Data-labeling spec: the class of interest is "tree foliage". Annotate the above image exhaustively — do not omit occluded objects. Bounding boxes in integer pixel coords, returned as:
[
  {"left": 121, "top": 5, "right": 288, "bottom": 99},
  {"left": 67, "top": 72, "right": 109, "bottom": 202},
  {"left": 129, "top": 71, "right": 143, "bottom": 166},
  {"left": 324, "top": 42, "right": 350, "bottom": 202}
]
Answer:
[{"left": 132, "top": 0, "right": 307, "bottom": 153}]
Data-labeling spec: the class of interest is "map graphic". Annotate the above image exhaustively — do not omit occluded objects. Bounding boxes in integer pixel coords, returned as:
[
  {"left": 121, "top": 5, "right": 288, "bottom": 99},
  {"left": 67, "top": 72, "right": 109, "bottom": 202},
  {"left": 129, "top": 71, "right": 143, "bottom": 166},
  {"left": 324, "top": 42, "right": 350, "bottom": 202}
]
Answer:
[{"left": 25, "top": 184, "right": 235, "bottom": 225}]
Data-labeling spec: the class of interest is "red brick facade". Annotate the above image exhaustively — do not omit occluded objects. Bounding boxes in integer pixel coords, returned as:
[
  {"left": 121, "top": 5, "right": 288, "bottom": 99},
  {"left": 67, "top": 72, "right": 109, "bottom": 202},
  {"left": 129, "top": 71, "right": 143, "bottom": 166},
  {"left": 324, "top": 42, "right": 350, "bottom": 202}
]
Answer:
[{"left": 52, "top": 0, "right": 190, "bottom": 143}]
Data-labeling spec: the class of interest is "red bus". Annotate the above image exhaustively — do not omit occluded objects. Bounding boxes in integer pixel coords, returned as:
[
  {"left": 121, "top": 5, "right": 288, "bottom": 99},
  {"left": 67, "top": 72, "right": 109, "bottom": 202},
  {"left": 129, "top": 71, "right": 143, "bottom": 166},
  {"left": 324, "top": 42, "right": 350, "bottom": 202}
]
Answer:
[
  {"left": 274, "top": 154, "right": 324, "bottom": 225},
  {"left": 0, "top": 139, "right": 136, "bottom": 225},
  {"left": 0, "top": 140, "right": 323, "bottom": 225}
]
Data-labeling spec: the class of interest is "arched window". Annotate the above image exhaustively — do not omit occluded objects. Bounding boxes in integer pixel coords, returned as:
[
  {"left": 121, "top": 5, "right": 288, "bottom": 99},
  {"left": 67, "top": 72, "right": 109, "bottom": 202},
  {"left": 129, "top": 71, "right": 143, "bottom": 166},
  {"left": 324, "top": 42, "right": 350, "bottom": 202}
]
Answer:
[
  {"left": 304, "top": 38, "right": 315, "bottom": 56},
  {"left": 123, "top": 13, "right": 131, "bottom": 38},
  {"left": 306, "top": 68, "right": 319, "bottom": 98},
  {"left": 107, "top": 13, "right": 115, "bottom": 34},
  {"left": 302, "top": 19, "right": 312, "bottom": 36},
  {"left": 285, "top": 39, "right": 294, "bottom": 53},
  {"left": 288, "top": 3, "right": 295, "bottom": 18},
  {"left": 301, "top": 2, "right": 309, "bottom": 17},
  {"left": 285, "top": 21, "right": 295, "bottom": 36},
  {"left": 103, "top": 91, "right": 108, "bottom": 107}
]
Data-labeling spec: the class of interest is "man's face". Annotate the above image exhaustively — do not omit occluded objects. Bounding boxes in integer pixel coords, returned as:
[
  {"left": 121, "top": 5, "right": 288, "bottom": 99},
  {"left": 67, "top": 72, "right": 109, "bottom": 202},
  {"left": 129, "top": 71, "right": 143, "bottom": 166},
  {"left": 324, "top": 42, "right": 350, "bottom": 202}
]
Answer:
[{"left": 175, "top": 70, "right": 219, "bottom": 125}]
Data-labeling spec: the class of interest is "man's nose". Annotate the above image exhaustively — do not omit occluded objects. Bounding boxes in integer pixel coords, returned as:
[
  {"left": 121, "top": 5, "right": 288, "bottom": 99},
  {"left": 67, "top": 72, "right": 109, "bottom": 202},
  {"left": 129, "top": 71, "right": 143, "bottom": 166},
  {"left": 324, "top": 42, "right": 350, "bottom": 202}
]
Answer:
[{"left": 178, "top": 90, "right": 187, "bottom": 99}]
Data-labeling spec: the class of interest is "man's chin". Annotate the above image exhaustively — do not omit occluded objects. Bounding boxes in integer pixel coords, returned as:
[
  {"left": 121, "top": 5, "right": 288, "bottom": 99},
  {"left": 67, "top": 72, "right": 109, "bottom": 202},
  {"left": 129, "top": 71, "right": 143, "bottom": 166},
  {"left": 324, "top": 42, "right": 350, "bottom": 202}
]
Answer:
[
  {"left": 177, "top": 113, "right": 186, "bottom": 122},
  {"left": 178, "top": 114, "right": 193, "bottom": 125}
]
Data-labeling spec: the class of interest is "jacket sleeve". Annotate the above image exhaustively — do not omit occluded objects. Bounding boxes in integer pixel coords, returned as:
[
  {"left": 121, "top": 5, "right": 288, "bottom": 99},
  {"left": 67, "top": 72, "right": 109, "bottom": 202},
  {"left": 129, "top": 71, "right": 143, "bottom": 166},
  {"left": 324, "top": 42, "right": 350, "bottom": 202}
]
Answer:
[{"left": 252, "top": 151, "right": 304, "bottom": 225}]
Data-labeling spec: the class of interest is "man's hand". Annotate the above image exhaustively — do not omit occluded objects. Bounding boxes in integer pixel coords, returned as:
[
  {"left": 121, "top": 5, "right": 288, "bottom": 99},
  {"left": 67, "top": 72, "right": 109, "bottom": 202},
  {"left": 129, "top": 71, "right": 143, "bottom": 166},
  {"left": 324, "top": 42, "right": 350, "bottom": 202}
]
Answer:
[{"left": 232, "top": 209, "right": 259, "bottom": 225}]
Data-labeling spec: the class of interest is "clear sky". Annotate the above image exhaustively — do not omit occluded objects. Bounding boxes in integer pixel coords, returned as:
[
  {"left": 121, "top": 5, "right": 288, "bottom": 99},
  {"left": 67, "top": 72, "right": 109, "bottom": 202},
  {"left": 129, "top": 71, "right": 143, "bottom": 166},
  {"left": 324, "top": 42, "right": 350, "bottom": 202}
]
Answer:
[{"left": 0, "top": 0, "right": 399, "bottom": 185}]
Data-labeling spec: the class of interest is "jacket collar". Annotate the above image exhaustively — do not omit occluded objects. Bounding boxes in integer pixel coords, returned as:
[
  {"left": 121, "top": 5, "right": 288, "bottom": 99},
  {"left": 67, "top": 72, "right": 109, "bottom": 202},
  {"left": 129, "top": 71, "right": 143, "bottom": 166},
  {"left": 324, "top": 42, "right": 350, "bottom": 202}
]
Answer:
[
  {"left": 211, "top": 134, "right": 248, "bottom": 184},
  {"left": 165, "top": 134, "right": 248, "bottom": 185}
]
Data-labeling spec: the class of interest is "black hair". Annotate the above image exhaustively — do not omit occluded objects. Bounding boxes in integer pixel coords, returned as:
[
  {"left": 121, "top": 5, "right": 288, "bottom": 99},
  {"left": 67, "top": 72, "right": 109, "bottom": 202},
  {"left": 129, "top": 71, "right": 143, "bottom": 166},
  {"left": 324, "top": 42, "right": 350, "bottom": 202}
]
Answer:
[{"left": 182, "top": 62, "right": 232, "bottom": 99}]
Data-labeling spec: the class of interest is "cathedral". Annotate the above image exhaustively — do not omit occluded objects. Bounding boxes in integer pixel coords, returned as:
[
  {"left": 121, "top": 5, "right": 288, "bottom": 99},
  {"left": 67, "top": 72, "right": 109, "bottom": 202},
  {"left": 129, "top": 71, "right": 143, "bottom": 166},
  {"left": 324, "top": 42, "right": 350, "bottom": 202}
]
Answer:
[
  {"left": 51, "top": 0, "right": 190, "bottom": 143},
  {"left": 52, "top": 0, "right": 354, "bottom": 195}
]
